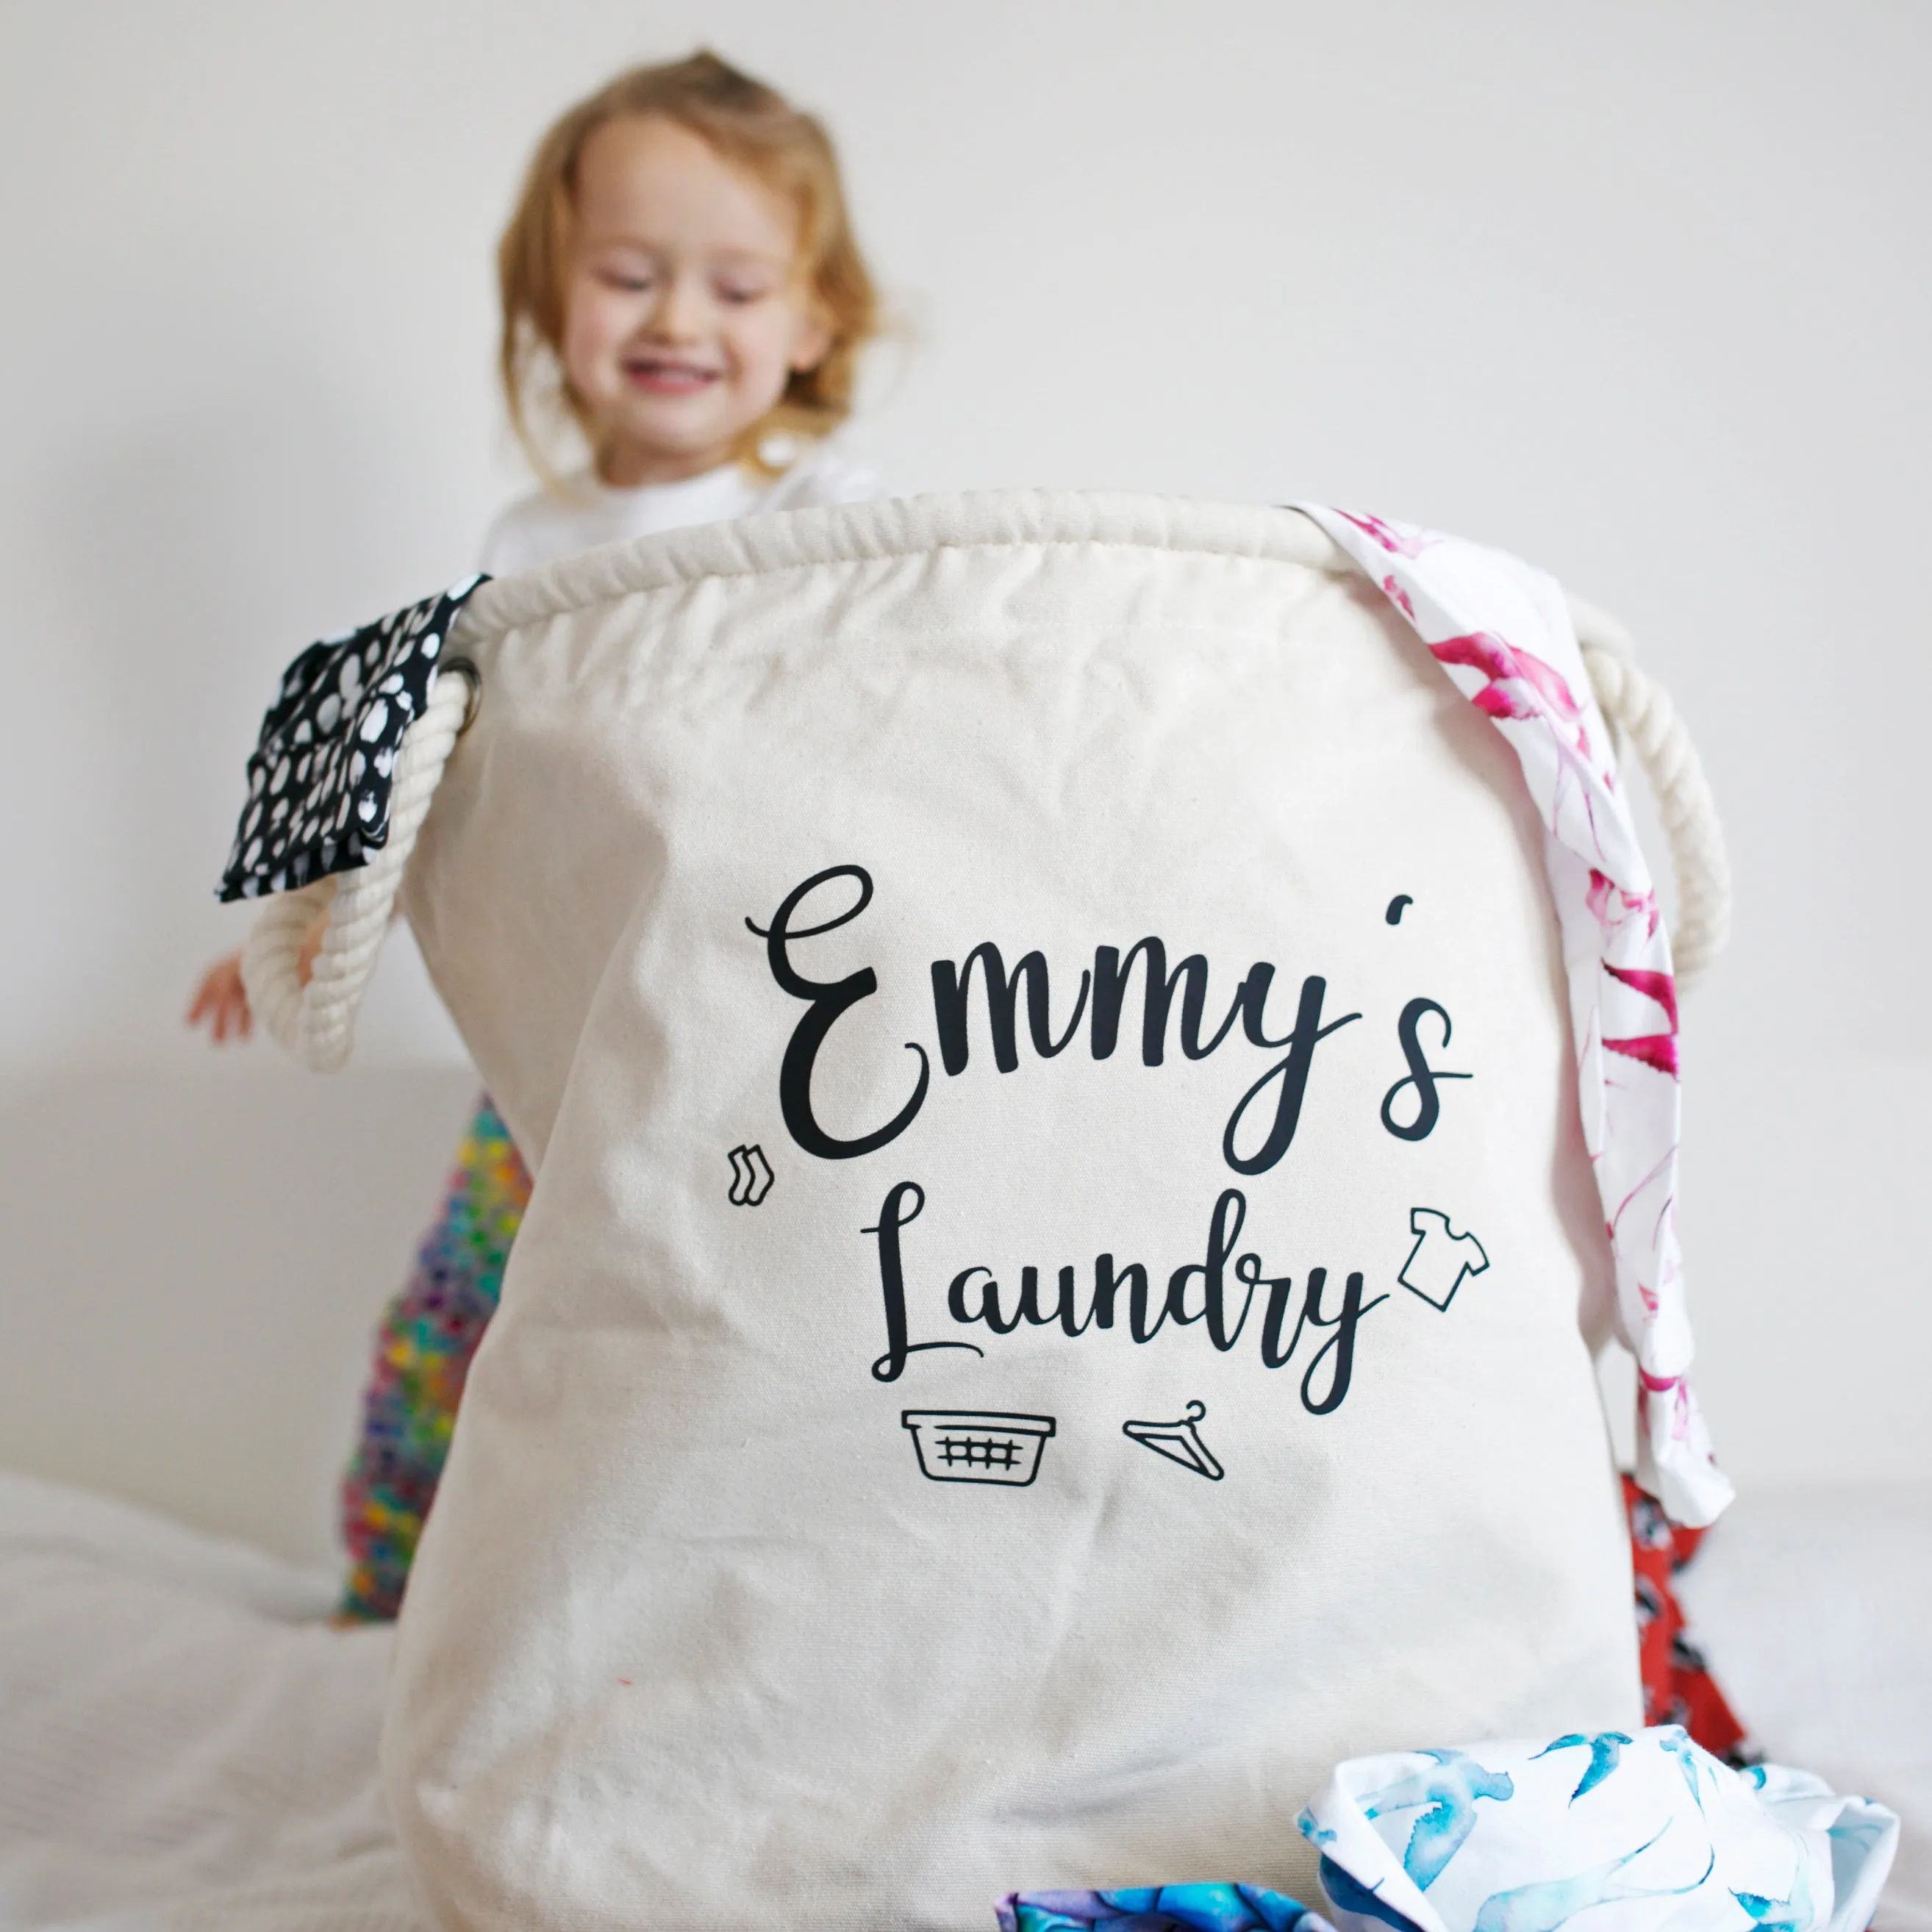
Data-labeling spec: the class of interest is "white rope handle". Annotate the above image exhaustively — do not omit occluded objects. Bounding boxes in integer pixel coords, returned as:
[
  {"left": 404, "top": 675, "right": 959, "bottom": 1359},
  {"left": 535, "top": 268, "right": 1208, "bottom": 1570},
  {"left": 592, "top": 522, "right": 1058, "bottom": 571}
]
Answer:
[
  {"left": 241, "top": 667, "right": 476, "bottom": 1071},
  {"left": 1573, "top": 624, "right": 1732, "bottom": 992}
]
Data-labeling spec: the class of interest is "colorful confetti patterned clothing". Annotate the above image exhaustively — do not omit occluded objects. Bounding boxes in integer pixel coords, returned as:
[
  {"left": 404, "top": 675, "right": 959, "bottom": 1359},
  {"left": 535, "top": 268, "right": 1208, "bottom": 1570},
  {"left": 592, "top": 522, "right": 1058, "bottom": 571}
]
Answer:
[
  {"left": 337, "top": 1095, "right": 531, "bottom": 1621},
  {"left": 336, "top": 1136, "right": 1747, "bottom": 1768}
]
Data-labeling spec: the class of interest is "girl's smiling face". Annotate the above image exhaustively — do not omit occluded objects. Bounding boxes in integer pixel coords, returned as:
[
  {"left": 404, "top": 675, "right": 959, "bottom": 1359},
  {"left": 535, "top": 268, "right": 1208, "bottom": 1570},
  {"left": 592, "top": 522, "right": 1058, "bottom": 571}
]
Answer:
[{"left": 561, "top": 115, "right": 831, "bottom": 487}]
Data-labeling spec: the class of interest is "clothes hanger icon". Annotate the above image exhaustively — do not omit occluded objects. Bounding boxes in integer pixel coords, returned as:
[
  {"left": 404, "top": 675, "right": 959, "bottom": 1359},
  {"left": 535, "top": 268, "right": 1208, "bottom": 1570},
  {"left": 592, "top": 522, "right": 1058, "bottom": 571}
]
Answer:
[{"left": 1123, "top": 1400, "right": 1225, "bottom": 1481}]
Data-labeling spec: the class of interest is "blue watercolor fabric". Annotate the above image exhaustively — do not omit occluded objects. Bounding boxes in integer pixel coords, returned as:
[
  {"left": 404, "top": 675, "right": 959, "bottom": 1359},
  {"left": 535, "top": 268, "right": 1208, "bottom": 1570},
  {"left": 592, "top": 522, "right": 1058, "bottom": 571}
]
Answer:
[
  {"left": 997, "top": 1886, "right": 1332, "bottom": 1932},
  {"left": 1295, "top": 1728, "right": 1897, "bottom": 1932}
]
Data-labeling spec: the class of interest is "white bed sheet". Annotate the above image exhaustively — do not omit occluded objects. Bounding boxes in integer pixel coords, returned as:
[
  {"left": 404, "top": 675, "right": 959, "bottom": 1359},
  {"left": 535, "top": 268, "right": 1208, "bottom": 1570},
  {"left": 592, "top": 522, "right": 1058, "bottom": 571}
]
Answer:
[
  {"left": 1, "top": 1470, "right": 1924, "bottom": 1930},
  {"left": 1678, "top": 1482, "right": 1932, "bottom": 1931},
  {"left": 0, "top": 1473, "right": 414, "bottom": 1931}
]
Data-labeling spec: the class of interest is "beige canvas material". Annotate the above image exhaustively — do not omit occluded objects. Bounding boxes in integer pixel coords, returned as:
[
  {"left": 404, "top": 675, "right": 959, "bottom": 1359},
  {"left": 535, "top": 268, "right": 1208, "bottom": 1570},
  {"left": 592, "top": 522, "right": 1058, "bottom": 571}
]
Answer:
[{"left": 388, "top": 493, "right": 1640, "bottom": 1931}]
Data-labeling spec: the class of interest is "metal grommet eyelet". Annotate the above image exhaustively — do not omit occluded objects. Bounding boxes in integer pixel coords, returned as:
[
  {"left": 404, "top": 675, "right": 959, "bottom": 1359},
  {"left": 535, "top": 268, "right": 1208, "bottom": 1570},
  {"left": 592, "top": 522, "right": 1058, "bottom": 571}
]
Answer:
[{"left": 441, "top": 656, "right": 483, "bottom": 737}]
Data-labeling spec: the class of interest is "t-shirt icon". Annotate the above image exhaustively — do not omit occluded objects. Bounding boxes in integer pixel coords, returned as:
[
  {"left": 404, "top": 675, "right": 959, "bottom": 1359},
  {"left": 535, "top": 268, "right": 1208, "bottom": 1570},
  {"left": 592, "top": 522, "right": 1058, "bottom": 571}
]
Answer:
[{"left": 1399, "top": 1208, "right": 1489, "bottom": 1311}]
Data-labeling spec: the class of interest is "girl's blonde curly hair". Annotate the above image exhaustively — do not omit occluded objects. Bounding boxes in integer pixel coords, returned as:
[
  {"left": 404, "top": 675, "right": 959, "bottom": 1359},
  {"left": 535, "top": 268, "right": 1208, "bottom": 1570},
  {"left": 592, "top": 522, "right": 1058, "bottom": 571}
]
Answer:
[{"left": 498, "top": 51, "right": 879, "bottom": 479}]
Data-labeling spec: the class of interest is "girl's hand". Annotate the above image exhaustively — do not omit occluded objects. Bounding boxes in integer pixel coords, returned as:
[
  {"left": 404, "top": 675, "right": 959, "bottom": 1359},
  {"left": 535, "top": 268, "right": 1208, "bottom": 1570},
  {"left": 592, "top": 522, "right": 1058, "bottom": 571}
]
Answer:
[
  {"left": 187, "top": 950, "right": 252, "bottom": 1043},
  {"left": 186, "top": 915, "right": 328, "bottom": 1045},
  {"left": 296, "top": 912, "right": 326, "bottom": 987}
]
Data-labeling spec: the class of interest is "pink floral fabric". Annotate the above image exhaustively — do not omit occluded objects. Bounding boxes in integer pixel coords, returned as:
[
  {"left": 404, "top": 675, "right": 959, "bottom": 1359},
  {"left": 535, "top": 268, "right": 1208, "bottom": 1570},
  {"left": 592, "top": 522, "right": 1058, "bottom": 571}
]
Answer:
[{"left": 1300, "top": 506, "right": 1731, "bottom": 1525}]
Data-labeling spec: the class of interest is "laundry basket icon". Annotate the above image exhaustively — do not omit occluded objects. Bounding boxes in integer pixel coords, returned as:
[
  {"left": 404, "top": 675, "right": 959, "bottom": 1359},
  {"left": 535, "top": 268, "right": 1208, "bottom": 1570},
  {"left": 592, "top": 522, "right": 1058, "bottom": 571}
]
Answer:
[{"left": 901, "top": 1411, "right": 1056, "bottom": 1486}]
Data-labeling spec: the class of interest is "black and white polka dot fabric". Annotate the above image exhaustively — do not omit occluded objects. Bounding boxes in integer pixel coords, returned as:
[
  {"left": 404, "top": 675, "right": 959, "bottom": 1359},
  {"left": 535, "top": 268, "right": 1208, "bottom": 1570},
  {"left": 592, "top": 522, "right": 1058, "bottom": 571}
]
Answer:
[{"left": 217, "top": 576, "right": 489, "bottom": 902}]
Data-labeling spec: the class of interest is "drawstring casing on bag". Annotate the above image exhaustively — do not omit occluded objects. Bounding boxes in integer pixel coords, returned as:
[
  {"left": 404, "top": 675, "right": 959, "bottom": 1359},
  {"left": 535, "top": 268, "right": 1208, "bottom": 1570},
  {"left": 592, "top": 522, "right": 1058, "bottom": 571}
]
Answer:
[{"left": 237, "top": 514, "right": 1731, "bottom": 1065}]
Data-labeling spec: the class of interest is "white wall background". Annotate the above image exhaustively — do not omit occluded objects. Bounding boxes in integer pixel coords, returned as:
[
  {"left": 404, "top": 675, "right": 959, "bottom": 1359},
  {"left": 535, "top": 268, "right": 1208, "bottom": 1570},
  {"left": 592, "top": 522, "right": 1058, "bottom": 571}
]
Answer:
[{"left": 1, "top": 0, "right": 1926, "bottom": 1561}]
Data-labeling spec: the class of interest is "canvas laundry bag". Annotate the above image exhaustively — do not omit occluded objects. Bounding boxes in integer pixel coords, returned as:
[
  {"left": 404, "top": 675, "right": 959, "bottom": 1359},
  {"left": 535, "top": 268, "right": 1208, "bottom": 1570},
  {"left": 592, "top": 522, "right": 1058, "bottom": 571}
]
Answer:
[{"left": 226, "top": 492, "right": 1731, "bottom": 1932}]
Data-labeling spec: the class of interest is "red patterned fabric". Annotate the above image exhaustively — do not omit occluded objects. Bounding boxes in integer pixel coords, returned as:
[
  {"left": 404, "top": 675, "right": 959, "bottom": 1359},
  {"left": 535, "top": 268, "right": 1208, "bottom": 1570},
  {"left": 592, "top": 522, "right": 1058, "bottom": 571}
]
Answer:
[{"left": 1623, "top": 1473, "right": 1750, "bottom": 1761}]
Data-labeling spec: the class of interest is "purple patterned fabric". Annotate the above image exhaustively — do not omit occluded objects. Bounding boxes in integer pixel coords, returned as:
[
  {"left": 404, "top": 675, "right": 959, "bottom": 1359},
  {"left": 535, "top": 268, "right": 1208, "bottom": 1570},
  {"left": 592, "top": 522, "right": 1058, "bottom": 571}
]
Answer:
[{"left": 998, "top": 1886, "right": 1329, "bottom": 1932}]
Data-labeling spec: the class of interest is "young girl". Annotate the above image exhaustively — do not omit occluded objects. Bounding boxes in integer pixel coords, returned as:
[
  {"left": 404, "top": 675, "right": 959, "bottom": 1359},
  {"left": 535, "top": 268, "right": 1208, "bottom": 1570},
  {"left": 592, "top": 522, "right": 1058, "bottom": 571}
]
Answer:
[{"left": 187, "top": 49, "right": 885, "bottom": 1618}]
